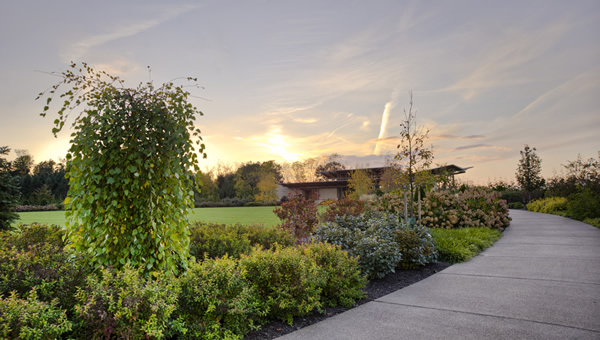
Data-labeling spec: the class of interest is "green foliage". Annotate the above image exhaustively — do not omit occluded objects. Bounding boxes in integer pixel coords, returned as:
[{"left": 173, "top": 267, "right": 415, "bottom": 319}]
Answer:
[
  {"left": 315, "top": 213, "right": 404, "bottom": 279},
  {"left": 74, "top": 265, "right": 181, "bottom": 339},
  {"left": 0, "top": 288, "right": 72, "bottom": 339},
  {"left": 239, "top": 245, "right": 325, "bottom": 325},
  {"left": 234, "top": 161, "right": 282, "bottom": 200},
  {"left": 322, "top": 197, "right": 366, "bottom": 222},
  {"left": 0, "top": 146, "right": 20, "bottom": 230},
  {"left": 508, "top": 202, "right": 524, "bottom": 209},
  {"left": 176, "top": 256, "right": 264, "bottom": 339},
  {"left": 347, "top": 169, "right": 374, "bottom": 200},
  {"left": 566, "top": 189, "right": 600, "bottom": 220},
  {"left": 430, "top": 228, "right": 502, "bottom": 263},
  {"left": 0, "top": 232, "right": 90, "bottom": 313},
  {"left": 189, "top": 223, "right": 252, "bottom": 259},
  {"left": 0, "top": 223, "right": 65, "bottom": 250},
  {"left": 515, "top": 145, "right": 545, "bottom": 201},
  {"left": 188, "top": 222, "right": 295, "bottom": 260},
  {"left": 583, "top": 217, "right": 600, "bottom": 229},
  {"left": 526, "top": 196, "right": 568, "bottom": 215},
  {"left": 394, "top": 92, "right": 435, "bottom": 215},
  {"left": 421, "top": 188, "right": 511, "bottom": 230},
  {"left": 299, "top": 242, "right": 367, "bottom": 307},
  {"left": 39, "top": 62, "right": 206, "bottom": 275},
  {"left": 396, "top": 222, "right": 437, "bottom": 269},
  {"left": 273, "top": 191, "right": 319, "bottom": 240}
]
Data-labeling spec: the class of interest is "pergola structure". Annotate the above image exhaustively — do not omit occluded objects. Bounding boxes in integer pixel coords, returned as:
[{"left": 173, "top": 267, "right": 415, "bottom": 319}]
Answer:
[{"left": 277, "top": 164, "right": 471, "bottom": 201}]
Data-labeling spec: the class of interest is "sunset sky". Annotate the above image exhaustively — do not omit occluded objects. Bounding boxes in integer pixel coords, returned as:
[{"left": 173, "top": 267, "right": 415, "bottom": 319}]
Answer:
[{"left": 1, "top": 1, "right": 599, "bottom": 183}]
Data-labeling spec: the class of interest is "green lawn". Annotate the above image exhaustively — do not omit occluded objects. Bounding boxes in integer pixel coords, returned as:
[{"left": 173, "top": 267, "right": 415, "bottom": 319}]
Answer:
[{"left": 15, "top": 206, "right": 282, "bottom": 228}]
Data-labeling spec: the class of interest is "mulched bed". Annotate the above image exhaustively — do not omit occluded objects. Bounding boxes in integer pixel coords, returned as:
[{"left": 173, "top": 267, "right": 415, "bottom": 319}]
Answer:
[{"left": 245, "top": 261, "right": 451, "bottom": 340}]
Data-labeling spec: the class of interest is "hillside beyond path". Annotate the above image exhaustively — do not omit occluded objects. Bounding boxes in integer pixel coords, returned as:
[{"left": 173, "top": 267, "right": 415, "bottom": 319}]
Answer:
[{"left": 276, "top": 210, "right": 600, "bottom": 340}]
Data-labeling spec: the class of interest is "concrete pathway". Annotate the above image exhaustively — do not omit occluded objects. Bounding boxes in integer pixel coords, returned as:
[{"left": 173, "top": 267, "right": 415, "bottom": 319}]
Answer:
[{"left": 276, "top": 210, "right": 600, "bottom": 339}]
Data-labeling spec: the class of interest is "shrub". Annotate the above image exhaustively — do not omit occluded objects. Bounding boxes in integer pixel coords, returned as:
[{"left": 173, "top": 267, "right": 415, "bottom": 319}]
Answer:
[
  {"left": 0, "top": 223, "right": 65, "bottom": 251},
  {"left": 239, "top": 245, "right": 325, "bottom": 325},
  {"left": 421, "top": 188, "right": 511, "bottom": 230},
  {"left": 188, "top": 222, "right": 295, "bottom": 260},
  {"left": 430, "top": 228, "right": 502, "bottom": 263},
  {"left": 526, "top": 196, "right": 568, "bottom": 215},
  {"left": 321, "top": 198, "right": 366, "bottom": 222},
  {"left": 14, "top": 204, "right": 61, "bottom": 212},
  {"left": 0, "top": 288, "right": 72, "bottom": 339},
  {"left": 0, "top": 243, "right": 90, "bottom": 313},
  {"left": 583, "top": 217, "right": 600, "bottom": 229},
  {"left": 508, "top": 202, "right": 524, "bottom": 209},
  {"left": 299, "top": 242, "right": 367, "bottom": 307},
  {"left": 315, "top": 213, "right": 403, "bottom": 279},
  {"left": 566, "top": 189, "right": 600, "bottom": 221},
  {"left": 369, "top": 193, "right": 414, "bottom": 217},
  {"left": 176, "top": 256, "right": 264, "bottom": 339},
  {"left": 74, "top": 265, "right": 182, "bottom": 339},
  {"left": 244, "top": 224, "right": 296, "bottom": 250},
  {"left": 245, "top": 201, "right": 265, "bottom": 207},
  {"left": 396, "top": 222, "right": 437, "bottom": 269},
  {"left": 273, "top": 192, "right": 319, "bottom": 240},
  {"left": 189, "top": 223, "right": 253, "bottom": 260}
]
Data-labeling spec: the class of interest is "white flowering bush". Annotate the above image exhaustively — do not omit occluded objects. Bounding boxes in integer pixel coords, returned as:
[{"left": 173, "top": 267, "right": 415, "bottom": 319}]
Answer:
[{"left": 422, "top": 188, "right": 511, "bottom": 230}]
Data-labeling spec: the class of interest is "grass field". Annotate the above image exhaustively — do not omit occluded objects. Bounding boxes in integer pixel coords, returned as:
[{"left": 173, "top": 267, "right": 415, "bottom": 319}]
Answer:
[{"left": 15, "top": 206, "right": 282, "bottom": 228}]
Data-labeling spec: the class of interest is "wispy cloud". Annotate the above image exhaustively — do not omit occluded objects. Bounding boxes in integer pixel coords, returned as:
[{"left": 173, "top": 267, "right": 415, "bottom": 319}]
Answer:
[
  {"left": 451, "top": 144, "right": 510, "bottom": 152},
  {"left": 430, "top": 134, "right": 484, "bottom": 140},
  {"left": 61, "top": 4, "right": 202, "bottom": 62}
]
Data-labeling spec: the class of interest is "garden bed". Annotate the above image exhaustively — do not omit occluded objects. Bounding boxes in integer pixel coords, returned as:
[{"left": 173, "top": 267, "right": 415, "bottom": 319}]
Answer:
[{"left": 245, "top": 261, "right": 451, "bottom": 340}]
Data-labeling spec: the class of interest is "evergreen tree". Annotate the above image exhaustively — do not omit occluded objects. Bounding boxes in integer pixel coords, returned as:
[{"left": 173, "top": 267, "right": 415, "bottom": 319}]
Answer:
[
  {"left": 516, "top": 144, "right": 545, "bottom": 202},
  {"left": 0, "top": 146, "right": 20, "bottom": 229}
]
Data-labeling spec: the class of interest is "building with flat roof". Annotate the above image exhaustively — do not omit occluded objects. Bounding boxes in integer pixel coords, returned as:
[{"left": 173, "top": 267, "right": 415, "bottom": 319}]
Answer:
[{"left": 277, "top": 164, "right": 470, "bottom": 202}]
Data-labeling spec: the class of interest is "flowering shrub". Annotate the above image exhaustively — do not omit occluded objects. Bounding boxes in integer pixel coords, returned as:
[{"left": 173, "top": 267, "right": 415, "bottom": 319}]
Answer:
[
  {"left": 239, "top": 245, "right": 325, "bottom": 325},
  {"left": 299, "top": 242, "right": 367, "bottom": 307},
  {"left": 176, "top": 256, "right": 264, "bottom": 339},
  {"left": 273, "top": 192, "right": 319, "bottom": 240},
  {"left": 369, "top": 193, "right": 415, "bottom": 217},
  {"left": 322, "top": 197, "right": 366, "bottom": 222},
  {"left": 526, "top": 196, "right": 568, "bottom": 215},
  {"left": 421, "top": 188, "right": 511, "bottom": 230},
  {"left": 0, "top": 288, "right": 72, "bottom": 339}
]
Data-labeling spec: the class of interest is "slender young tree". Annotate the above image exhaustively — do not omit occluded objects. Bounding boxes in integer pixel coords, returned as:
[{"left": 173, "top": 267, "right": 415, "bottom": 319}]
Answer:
[
  {"left": 515, "top": 144, "right": 545, "bottom": 202},
  {"left": 394, "top": 92, "right": 434, "bottom": 216}
]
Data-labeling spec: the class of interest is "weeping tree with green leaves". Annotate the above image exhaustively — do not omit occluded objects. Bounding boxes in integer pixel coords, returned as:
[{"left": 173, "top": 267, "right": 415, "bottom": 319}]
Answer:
[{"left": 38, "top": 62, "right": 206, "bottom": 275}]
